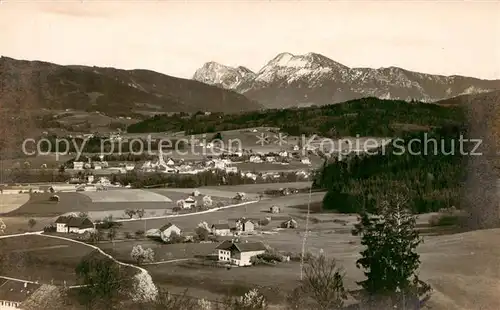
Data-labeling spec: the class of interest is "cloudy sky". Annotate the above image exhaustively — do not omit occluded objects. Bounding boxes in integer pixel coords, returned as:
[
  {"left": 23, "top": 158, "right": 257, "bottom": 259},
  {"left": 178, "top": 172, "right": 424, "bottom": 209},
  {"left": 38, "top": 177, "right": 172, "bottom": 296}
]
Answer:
[{"left": 1, "top": 0, "right": 499, "bottom": 79}]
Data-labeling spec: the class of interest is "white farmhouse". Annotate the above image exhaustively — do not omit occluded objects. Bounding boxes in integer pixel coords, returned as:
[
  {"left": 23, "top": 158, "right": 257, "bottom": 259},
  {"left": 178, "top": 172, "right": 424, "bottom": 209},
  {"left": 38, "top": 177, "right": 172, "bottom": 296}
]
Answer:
[
  {"left": 278, "top": 150, "right": 288, "bottom": 157},
  {"left": 0, "top": 281, "right": 41, "bottom": 310},
  {"left": 301, "top": 158, "right": 311, "bottom": 165},
  {"left": 225, "top": 166, "right": 238, "bottom": 174},
  {"left": 177, "top": 197, "right": 197, "bottom": 209},
  {"left": 215, "top": 240, "right": 267, "bottom": 266},
  {"left": 213, "top": 159, "right": 226, "bottom": 170},
  {"left": 55, "top": 216, "right": 95, "bottom": 234},
  {"left": 159, "top": 223, "right": 181, "bottom": 242},
  {"left": 55, "top": 215, "right": 72, "bottom": 233},
  {"left": 244, "top": 172, "right": 257, "bottom": 181},
  {"left": 211, "top": 223, "right": 231, "bottom": 236},
  {"left": 73, "top": 161, "right": 84, "bottom": 170},
  {"left": 235, "top": 218, "right": 255, "bottom": 232},
  {"left": 249, "top": 156, "right": 262, "bottom": 163},
  {"left": 265, "top": 156, "right": 275, "bottom": 162}
]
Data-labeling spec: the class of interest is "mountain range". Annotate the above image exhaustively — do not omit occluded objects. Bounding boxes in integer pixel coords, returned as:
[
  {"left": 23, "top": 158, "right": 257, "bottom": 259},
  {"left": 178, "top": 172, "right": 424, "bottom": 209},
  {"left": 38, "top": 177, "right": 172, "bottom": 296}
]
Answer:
[
  {"left": 0, "top": 56, "right": 261, "bottom": 117},
  {"left": 193, "top": 52, "right": 500, "bottom": 108}
]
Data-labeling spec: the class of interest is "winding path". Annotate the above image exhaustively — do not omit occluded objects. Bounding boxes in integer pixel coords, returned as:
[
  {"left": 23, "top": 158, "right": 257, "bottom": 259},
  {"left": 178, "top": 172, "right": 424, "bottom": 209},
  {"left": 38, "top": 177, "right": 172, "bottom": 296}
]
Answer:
[
  {"left": 0, "top": 200, "right": 260, "bottom": 296},
  {"left": 115, "top": 199, "right": 258, "bottom": 222}
]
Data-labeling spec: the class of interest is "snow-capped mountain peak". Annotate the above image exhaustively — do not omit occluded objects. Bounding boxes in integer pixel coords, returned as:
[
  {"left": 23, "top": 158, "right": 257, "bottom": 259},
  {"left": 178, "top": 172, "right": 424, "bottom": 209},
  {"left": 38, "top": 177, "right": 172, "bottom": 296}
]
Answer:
[
  {"left": 255, "top": 52, "right": 349, "bottom": 84},
  {"left": 192, "top": 52, "right": 500, "bottom": 108},
  {"left": 192, "top": 62, "right": 256, "bottom": 90}
]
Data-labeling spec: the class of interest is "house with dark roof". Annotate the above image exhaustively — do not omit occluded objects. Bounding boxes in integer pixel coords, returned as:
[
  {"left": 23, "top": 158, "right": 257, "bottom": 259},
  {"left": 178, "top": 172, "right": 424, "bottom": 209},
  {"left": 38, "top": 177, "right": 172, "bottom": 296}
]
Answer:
[
  {"left": 235, "top": 218, "right": 255, "bottom": 232},
  {"left": 0, "top": 279, "right": 41, "bottom": 310},
  {"left": 211, "top": 223, "right": 231, "bottom": 236},
  {"left": 159, "top": 223, "right": 181, "bottom": 242},
  {"left": 281, "top": 218, "right": 298, "bottom": 229},
  {"left": 215, "top": 240, "right": 267, "bottom": 266},
  {"left": 55, "top": 216, "right": 71, "bottom": 233},
  {"left": 54, "top": 216, "right": 94, "bottom": 234}
]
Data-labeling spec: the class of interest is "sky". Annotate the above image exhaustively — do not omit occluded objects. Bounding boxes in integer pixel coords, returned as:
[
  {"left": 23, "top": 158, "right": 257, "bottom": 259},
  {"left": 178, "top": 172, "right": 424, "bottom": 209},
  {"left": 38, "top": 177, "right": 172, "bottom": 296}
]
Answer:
[{"left": 0, "top": 0, "right": 499, "bottom": 80}]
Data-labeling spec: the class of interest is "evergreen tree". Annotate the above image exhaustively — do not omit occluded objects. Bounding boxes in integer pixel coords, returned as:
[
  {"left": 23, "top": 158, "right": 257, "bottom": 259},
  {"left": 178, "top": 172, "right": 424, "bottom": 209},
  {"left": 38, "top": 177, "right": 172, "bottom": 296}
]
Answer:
[{"left": 352, "top": 187, "right": 431, "bottom": 308}]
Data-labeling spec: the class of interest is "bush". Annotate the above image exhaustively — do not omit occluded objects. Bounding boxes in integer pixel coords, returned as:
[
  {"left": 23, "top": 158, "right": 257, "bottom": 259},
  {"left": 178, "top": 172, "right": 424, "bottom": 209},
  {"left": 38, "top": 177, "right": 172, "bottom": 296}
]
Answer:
[
  {"left": 195, "top": 226, "right": 210, "bottom": 241},
  {"left": 125, "top": 232, "right": 133, "bottom": 239},
  {"left": 131, "top": 245, "right": 155, "bottom": 265},
  {"left": 429, "top": 214, "right": 460, "bottom": 226},
  {"left": 258, "top": 218, "right": 271, "bottom": 226},
  {"left": 43, "top": 225, "right": 56, "bottom": 232},
  {"left": 167, "top": 231, "right": 184, "bottom": 244},
  {"left": 96, "top": 221, "right": 122, "bottom": 230},
  {"left": 251, "top": 251, "right": 285, "bottom": 265},
  {"left": 135, "top": 230, "right": 145, "bottom": 238}
]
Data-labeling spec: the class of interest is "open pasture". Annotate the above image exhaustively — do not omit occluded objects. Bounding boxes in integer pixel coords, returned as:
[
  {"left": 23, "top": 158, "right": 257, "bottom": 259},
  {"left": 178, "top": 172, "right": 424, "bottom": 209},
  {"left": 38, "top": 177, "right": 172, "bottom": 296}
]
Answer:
[
  {"left": 150, "top": 187, "right": 259, "bottom": 200},
  {"left": 202, "top": 181, "right": 312, "bottom": 193},
  {"left": 0, "top": 235, "right": 96, "bottom": 285},
  {"left": 98, "top": 240, "right": 217, "bottom": 263},
  {"left": 119, "top": 192, "right": 326, "bottom": 233},
  {"left": 139, "top": 223, "right": 500, "bottom": 310},
  {"left": 81, "top": 189, "right": 173, "bottom": 203},
  {"left": 0, "top": 194, "right": 30, "bottom": 214},
  {"left": 0, "top": 154, "right": 74, "bottom": 169},
  {"left": 4, "top": 192, "right": 175, "bottom": 217},
  {"left": 147, "top": 260, "right": 305, "bottom": 303}
]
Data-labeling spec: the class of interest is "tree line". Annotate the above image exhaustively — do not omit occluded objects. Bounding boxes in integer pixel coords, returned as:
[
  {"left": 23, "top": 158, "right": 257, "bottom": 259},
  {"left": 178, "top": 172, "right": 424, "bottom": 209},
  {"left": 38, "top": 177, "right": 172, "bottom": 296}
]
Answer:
[{"left": 33, "top": 135, "right": 187, "bottom": 154}]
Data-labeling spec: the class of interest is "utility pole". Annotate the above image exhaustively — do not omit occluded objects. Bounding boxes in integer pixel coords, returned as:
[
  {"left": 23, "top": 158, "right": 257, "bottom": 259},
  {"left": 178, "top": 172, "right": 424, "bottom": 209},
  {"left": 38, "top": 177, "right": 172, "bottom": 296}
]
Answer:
[{"left": 300, "top": 185, "right": 312, "bottom": 281}]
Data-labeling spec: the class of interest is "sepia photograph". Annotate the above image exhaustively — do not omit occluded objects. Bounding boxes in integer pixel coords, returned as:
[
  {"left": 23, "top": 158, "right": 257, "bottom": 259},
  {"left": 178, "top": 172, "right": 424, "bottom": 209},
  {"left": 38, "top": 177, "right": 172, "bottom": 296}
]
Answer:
[{"left": 0, "top": 1, "right": 499, "bottom": 309}]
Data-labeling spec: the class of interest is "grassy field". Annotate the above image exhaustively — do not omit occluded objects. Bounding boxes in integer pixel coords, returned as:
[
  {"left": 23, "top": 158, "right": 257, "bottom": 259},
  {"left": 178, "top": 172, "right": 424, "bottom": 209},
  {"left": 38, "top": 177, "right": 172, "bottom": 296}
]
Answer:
[
  {"left": 98, "top": 240, "right": 217, "bottom": 263},
  {"left": 150, "top": 188, "right": 260, "bottom": 200},
  {"left": 81, "top": 189, "right": 173, "bottom": 203},
  {"left": 4, "top": 192, "right": 176, "bottom": 217},
  {"left": 137, "top": 229, "right": 500, "bottom": 310},
  {"left": 2, "top": 183, "right": 498, "bottom": 309},
  {"left": 202, "top": 182, "right": 312, "bottom": 193},
  {"left": 117, "top": 192, "right": 326, "bottom": 233},
  {"left": 148, "top": 260, "right": 304, "bottom": 303},
  {"left": 0, "top": 154, "right": 74, "bottom": 169},
  {"left": 0, "top": 235, "right": 96, "bottom": 285},
  {"left": 0, "top": 194, "right": 30, "bottom": 214}
]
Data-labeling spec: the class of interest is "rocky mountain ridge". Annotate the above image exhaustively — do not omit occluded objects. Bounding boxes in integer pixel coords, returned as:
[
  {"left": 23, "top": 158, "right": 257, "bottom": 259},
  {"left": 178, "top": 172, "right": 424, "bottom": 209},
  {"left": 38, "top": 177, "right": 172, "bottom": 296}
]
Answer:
[{"left": 193, "top": 52, "right": 500, "bottom": 108}]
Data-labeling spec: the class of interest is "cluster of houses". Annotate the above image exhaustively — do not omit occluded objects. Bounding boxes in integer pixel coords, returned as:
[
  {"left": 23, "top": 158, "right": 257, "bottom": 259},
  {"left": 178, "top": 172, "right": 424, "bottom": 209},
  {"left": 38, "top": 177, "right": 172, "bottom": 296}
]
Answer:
[
  {"left": 69, "top": 146, "right": 312, "bottom": 176},
  {"left": 50, "top": 210, "right": 297, "bottom": 267},
  {"left": 150, "top": 220, "right": 279, "bottom": 267},
  {"left": 154, "top": 220, "right": 272, "bottom": 267},
  {"left": 72, "top": 156, "right": 135, "bottom": 174},
  {"left": 248, "top": 152, "right": 311, "bottom": 165},
  {"left": 140, "top": 156, "right": 238, "bottom": 175}
]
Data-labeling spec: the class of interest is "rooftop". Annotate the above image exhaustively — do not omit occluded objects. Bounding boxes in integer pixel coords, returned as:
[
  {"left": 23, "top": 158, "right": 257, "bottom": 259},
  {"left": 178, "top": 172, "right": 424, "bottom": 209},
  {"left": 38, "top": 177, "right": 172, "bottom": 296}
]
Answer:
[
  {"left": 215, "top": 240, "right": 267, "bottom": 252},
  {"left": 159, "top": 223, "right": 178, "bottom": 231},
  {"left": 67, "top": 217, "right": 93, "bottom": 229},
  {"left": 0, "top": 279, "right": 41, "bottom": 303},
  {"left": 212, "top": 223, "right": 230, "bottom": 230}
]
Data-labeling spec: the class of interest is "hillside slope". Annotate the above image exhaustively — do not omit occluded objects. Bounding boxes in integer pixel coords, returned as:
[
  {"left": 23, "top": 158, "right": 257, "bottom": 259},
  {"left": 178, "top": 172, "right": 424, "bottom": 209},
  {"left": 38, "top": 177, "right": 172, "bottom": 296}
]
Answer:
[
  {"left": 193, "top": 52, "right": 500, "bottom": 108},
  {"left": 127, "top": 97, "right": 464, "bottom": 137},
  {"left": 0, "top": 56, "right": 262, "bottom": 116}
]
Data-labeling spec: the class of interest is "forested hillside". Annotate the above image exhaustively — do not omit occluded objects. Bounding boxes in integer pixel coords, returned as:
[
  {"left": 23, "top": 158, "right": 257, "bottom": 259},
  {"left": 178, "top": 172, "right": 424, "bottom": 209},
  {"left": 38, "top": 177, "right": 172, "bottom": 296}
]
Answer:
[
  {"left": 127, "top": 97, "right": 464, "bottom": 137},
  {"left": 315, "top": 125, "right": 466, "bottom": 214}
]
